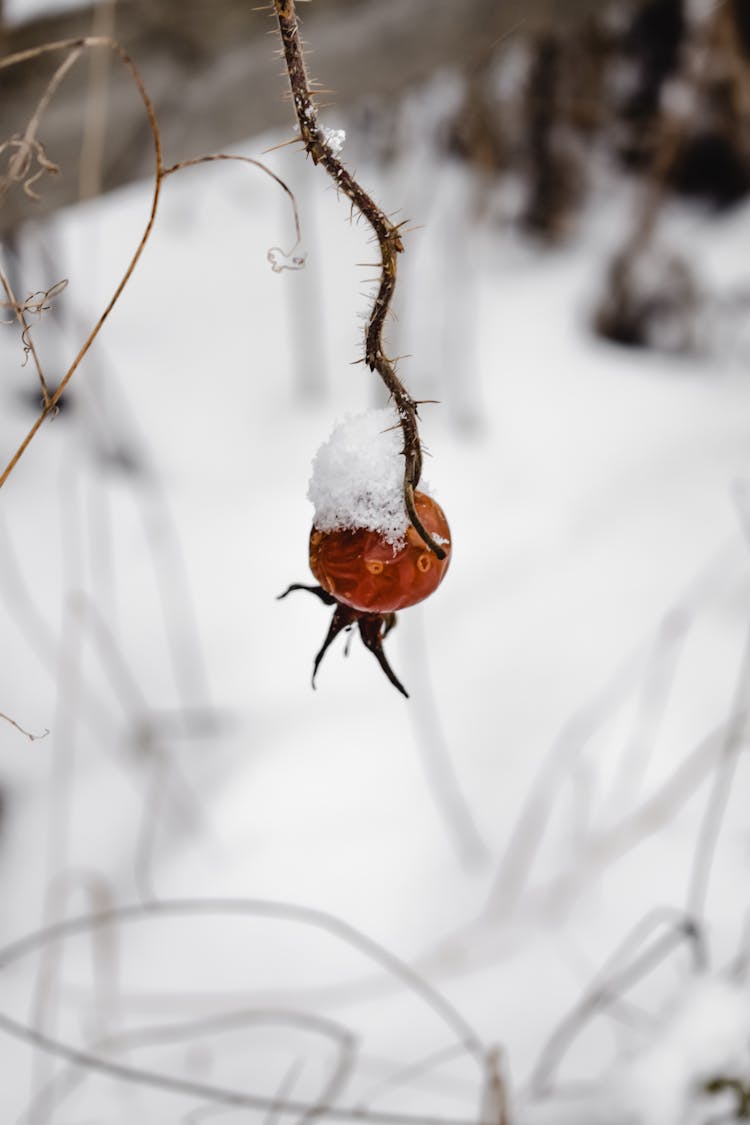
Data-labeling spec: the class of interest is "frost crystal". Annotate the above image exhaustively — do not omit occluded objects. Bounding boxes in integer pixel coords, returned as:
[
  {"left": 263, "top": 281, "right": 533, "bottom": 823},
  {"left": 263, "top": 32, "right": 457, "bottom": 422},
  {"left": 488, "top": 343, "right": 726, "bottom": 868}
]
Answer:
[
  {"left": 323, "top": 127, "right": 346, "bottom": 157},
  {"left": 308, "top": 407, "right": 409, "bottom": 547}
]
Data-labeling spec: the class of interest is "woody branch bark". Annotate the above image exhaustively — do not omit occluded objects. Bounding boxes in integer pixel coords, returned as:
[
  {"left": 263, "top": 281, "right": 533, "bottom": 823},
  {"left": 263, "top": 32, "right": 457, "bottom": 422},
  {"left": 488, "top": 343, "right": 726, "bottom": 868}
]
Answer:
[{"left": 273, "top": 0, "right": 446, "bottom": 560}]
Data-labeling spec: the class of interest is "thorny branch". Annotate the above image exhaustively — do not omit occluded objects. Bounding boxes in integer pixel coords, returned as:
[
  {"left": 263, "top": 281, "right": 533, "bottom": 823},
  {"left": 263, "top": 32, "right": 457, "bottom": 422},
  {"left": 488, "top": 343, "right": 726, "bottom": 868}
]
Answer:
[{"left": 272, "top": 0, "right": 446, "bottom": 560}]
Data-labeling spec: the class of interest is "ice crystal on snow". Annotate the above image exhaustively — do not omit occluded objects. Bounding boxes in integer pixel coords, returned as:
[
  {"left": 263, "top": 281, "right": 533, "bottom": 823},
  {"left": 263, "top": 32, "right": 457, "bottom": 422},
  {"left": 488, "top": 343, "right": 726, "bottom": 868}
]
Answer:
[{"left": 322, "top": 127, "right": 346, "bottom": 157}]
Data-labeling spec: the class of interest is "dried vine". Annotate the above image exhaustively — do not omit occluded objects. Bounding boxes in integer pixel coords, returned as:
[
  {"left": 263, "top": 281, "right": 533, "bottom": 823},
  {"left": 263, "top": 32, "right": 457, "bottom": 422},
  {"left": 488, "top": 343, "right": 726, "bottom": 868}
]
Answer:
[
  {"left": 0, "top": 897, "right": 489, "bottom": 1125},
  {"left": 273, "top": 0, "right": 446, "bottom": 560},
  {"left": 0, "top": 36, "right": 162, "bottom": 489},
  {"left": 0, "top": 36, "right": 301, "bottom": 490},
  {"left": 0, "top": 709, "right": 48, "bottom": 741}
]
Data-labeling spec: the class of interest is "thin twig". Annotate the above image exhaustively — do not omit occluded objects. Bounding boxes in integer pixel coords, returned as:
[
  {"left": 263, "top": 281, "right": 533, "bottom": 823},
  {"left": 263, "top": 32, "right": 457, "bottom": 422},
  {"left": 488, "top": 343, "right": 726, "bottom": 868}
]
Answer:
[
  {"left": 614, "top": 5, "right": 737, "bottom": 265},
  {"left": 0, "top": 1011, "right": 485, "bottom": 1125},
  {"left": 262, "top": 1059, "right": 305, "bottom": 1125},
  {"left": 0, "top": 899, "right": 489, "bottom": 1125},
  {"left": 28, "top": 594, "right": 86, "bottom": 1125},
  {"left": 60, "top": 322, "right": 215, "bottom": 725},
  {"left": 0, "top": 274, "right": 67, "bottom": 413},
  {"left": 0, "top": 39, "right": 300, "bottom": 488},
  {"left": 21, "top": 871, "right": 118, "bottom": 1125},
  {"left": 355, "top": 1044, "right": 468, "bottom": 1113},
  {"left": 0, "top": 709, "right": 47, "bottom": 741},
  {"left": 27, "top": 1007, "right": 347, "bottom": 1125},
  {"left": 402, "top": 607, "right": 490, "bottom": 867},
  {"left": 162, "top": 153, "right": 303, "bottom": 254},
  {"left": 272, "top": 0, "right": 445, "bottom": 559},
  {"left": 0, "top": 35, "right": 163, "bottom": 489},
  {"left": 0, "top": 898, "right": 485, "bottom": 1062},
  {"left": 685, "top": 618, "right": 750, "bottom": 926},
  {"left": 479, "top": 1047, "right": 511, "bottom": 1125},
  {"left": 528, "top": 907, "right": 703, "bottom": 1098},
  {"left": 532, "top": 708, "right": 750, "bottom": 919},
  {"left": 481, "top": 544, "right": 737, "bottom": 922},
  {"left": 0, "top": 45, "right": 82, "bottom": 202},
  {"left": 78, "top": 1, "right": 117, "bottom": 202},
  {"left": 603, "top": 612, "right": 689, "bottom": 817}
]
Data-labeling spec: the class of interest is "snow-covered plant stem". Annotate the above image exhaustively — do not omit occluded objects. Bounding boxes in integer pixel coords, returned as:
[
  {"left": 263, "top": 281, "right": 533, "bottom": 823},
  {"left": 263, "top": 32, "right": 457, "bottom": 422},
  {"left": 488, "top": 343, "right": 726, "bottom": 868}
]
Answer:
[{"left": 273, "top": 0, "right": 446, "bottom": 561}]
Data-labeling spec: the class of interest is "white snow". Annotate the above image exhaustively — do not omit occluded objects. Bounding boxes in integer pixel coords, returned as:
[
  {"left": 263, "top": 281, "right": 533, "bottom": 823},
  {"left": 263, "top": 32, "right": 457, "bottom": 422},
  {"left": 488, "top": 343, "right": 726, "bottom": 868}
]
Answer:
[
  {"left": 0, "top": 70, "right": 750, "bottom": 1125},
  {"left": 307, "top": 406, "right": 411, "bottom": 546},
  {"left": 322, "top": 126, "right": 346, "bottom": 158},
  {"left": 607, "top": 975, "right": 750, "bottom": 1125},
  {"left": 4, "top": 0, "right": 83, "bottom": 23}
]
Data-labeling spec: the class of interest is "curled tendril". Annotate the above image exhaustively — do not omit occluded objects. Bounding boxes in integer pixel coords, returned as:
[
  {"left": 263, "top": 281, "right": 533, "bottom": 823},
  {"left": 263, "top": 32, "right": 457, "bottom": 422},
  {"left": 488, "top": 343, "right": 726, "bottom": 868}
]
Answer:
[
  {"left": 0, "top": 135, "right": 60, "bottom": 201},
  {"left": 267, "top": 246, "right": 307, "bottom": 273},
  {"left": 1, "top": 279, "right": 69, "bottom": 323}
]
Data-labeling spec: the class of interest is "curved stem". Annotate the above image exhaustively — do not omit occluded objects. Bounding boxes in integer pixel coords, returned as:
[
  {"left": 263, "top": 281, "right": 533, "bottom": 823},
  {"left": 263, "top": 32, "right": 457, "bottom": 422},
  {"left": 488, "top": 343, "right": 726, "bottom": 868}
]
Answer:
[
  {"left": 0, "top": 41, "right": 301, "bottom": 490},
  {"left": 0, "top": 35, "right": 164, "bottom": 490},
  {"left": 273, "top": 0, "right": 445, "bottom": 559}
]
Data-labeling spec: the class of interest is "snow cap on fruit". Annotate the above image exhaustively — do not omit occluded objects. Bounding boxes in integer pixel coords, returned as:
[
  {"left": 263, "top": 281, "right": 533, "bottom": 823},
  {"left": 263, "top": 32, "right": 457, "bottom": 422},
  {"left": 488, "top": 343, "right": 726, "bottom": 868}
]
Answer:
[{"left": 308, "top": 407, "right": 412, "bottom": 548}]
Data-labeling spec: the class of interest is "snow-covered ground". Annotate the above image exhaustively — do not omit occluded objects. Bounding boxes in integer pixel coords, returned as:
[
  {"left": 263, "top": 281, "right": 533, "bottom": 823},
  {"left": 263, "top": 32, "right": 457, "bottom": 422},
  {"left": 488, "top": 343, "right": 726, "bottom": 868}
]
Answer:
[
  {"left": 5, "top": 0, "right": 83, "bottom": 25},
  {"left": 1, "top": 85, "right": 750, "bottom": 1124}
]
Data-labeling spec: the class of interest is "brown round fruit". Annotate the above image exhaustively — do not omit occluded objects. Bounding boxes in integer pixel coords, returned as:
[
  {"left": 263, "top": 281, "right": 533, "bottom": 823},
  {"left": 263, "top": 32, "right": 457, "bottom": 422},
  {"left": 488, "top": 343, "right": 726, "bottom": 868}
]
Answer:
[{"left": 309, "top": 491, "right": 451, "bottom": 613}]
